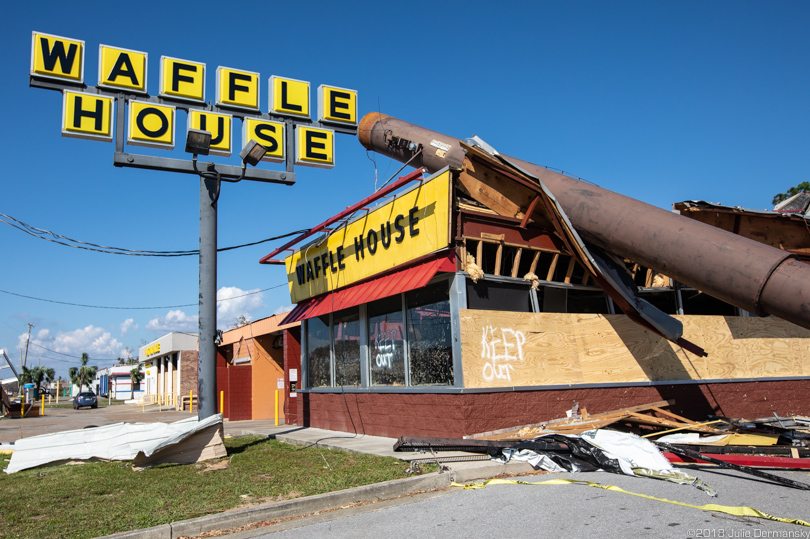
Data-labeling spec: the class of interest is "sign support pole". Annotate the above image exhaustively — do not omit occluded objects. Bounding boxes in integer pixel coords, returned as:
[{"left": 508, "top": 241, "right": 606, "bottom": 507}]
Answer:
[
  {"left": 198, "top": 174, "right": 218, "bottom": 421},
  {"left": 28, "top": 34, "right": 359, "bottom": 423}
]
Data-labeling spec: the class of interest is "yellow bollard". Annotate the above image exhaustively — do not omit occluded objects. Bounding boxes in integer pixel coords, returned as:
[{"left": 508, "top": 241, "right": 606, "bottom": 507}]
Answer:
[
  {"left": 41, "top": 395, "right": 45, "bottom": 416},
  {"left": 219, "top": 390, "right": 224, "bottom": 415},
  {"left": 189, "top": 390, "right": 193, "bottom": 413},
  {"left": 274, "top": 389, "right": 279, "bottom": 426},
  {"left": 21, "top": 393, "right": 25, "bottom": 417}
]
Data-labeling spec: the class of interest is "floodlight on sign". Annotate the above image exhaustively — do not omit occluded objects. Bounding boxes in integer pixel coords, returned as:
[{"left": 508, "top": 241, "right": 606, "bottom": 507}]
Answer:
[
  {"left": 185, "top": 129, "right": 212, "bottom": 156},
  {"left": 239, "top": 139, "right": 267, "bottom": 166}
]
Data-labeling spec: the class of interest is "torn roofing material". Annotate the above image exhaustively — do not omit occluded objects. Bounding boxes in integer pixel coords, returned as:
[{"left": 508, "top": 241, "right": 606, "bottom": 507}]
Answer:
[
  {"left": 358, "top": 112, "right": 810, "bottom": 332},
  {"left": 4, "top": 414, "right": 223, "bottom": 474},
  {"left": 461, "top": 137, "right": 703, "bottom": 356}
]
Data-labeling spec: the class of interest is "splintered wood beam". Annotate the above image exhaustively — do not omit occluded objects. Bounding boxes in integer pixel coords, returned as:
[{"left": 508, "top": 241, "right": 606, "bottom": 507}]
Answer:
[
  {"left": 546, "top": 253, "right": 559, "bottom": 281},
  {"left": 564, "top": 257, "right": 576, "bottom": 283},
  {"left": 588, "top": 399, "right": 675, "bottom": 419},
  {"left": 494, "top": 242, "right": 503, "bottom": 276},
  {"left": 519, "top": 195, "right": 541, "bottom": 229},
  {"left": 476, "top": 240, "right": 483, "bottom": 266},
  {"left": 650, "top": 407, "right": 698, "bottom": 425},
  {"left": 512, "top": 248, "right": 523, "bottom": 278},
  {"left": 529, "top": 250, "right": 540, "bottom": 274},
  {"left": 459, "top": 159, "right": 533, "bottom": 218}
]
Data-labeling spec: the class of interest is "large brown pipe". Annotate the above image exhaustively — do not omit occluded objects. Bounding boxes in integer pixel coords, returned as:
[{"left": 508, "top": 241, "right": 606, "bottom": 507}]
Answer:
[{"left": 359, "top": 113, "right": 810, "bottom": 330}]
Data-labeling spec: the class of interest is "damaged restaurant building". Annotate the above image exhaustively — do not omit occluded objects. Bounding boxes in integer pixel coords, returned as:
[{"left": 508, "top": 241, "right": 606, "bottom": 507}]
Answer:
[{"left": 263, "top": 113, "right": 810, "bottom": 439}]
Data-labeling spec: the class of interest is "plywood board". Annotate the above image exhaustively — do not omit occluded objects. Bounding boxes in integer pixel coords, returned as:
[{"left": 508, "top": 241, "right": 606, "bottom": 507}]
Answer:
[{"left": 460, "top": 310, "right": 810, "bottom": 389}]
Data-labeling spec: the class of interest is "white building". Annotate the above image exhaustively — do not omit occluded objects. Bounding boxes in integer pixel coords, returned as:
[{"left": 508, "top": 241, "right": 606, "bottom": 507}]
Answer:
[{"left": 138, "top": 333, "right": 199, "bottom": 401}]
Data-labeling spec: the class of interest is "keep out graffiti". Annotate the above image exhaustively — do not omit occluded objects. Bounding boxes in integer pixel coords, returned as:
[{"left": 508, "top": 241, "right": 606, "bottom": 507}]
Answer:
[
  {"left": 481, "top": 326, "right": 525, "bottom": 382},
  {"left": 373, "top": 328, "right": 399, "bottom": 369}
]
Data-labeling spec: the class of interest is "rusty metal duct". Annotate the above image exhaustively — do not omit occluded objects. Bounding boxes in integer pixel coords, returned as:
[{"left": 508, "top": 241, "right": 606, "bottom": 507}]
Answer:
[{"left": 358, "top": 113, "right": 810, "bottom": 331}]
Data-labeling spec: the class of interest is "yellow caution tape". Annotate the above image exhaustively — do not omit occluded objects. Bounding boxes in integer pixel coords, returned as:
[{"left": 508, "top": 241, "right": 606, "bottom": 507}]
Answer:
[{"left": 452, "top": 478, "right": 810, "bottom": 527}]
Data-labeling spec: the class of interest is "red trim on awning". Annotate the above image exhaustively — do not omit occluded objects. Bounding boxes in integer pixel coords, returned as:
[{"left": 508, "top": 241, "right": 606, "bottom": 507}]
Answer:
[{"left": 281, "top": 252, "right": 455, "bottom": 325}]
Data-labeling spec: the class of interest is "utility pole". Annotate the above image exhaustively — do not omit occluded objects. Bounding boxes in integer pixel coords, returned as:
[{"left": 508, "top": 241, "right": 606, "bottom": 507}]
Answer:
[{"left": 22, "top": 323, "right": 34, "bottom": 370}]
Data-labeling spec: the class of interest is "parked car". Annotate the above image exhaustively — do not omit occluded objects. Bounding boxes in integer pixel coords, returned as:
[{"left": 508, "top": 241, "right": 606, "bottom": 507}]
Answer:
[{"left": 73, "top": 392, "right": 98, "bottom": 409}]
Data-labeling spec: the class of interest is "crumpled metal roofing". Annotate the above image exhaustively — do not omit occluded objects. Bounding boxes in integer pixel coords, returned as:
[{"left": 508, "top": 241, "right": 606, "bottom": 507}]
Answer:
[{"left": 4, "top": 414, "right": 223, "bottom": 474}]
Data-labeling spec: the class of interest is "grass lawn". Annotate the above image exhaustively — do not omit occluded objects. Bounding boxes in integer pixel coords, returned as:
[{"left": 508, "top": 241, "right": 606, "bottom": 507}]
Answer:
[{"left": 0, "top": 435, "right": 426, "bottom": 539}]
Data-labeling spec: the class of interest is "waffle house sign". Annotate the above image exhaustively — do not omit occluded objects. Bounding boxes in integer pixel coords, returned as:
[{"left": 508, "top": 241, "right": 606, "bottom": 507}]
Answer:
[{"left": 30, "top": 31, "right": 358, "bottom": 169}]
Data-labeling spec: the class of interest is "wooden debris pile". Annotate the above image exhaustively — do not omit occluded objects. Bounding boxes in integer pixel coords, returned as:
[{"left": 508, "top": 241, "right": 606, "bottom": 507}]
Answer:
[{"left": 394, "top": 400, "right": 810, "bottom": 490}]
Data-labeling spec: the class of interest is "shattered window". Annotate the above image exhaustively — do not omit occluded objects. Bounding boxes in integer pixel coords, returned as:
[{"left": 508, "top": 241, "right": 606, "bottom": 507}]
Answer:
[
  {"left": 306, "top": 315, "right": 331, "bottom": 387},
  {"left": 406, "top": 282, "right": 453, "bottom": 386},
  {"left": 333, "top": 308, "right": 361, "bottom": 387},
  {"left": 368, "top": 295, "right": 405, "bottom": 386}
]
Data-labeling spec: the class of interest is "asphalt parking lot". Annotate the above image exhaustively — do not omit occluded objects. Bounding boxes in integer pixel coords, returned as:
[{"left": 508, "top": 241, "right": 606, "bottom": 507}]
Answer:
[{"left": 0, "top": 401, "right": 198, "bottom": 443}]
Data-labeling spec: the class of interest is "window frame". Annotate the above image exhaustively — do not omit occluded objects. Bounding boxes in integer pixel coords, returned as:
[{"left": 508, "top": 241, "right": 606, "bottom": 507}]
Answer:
[{"left": 302, "top": 274, "right": 458, "bottom": 391}]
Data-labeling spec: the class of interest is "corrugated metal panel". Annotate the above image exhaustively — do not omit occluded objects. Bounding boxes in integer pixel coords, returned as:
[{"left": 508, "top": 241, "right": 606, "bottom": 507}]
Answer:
[
  {"left": 281, "top": 253, "right": 455, "bottom": 324},
  {"left": 5, "top": 414, "right": 223, "bottom": 474}
]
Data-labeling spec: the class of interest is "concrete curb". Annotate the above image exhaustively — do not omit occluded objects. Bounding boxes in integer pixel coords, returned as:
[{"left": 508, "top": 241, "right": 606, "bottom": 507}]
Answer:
[
  {"left": 94, "top": 460, "right": 536, "bottom": 539},
  {"left": 95, "top": 473, "right": 451, "bottom": 539}
]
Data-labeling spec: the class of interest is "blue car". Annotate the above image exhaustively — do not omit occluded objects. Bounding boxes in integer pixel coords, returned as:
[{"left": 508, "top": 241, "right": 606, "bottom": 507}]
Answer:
[{"left": 73, "top": 392, "right": 98, "bottom": 409}]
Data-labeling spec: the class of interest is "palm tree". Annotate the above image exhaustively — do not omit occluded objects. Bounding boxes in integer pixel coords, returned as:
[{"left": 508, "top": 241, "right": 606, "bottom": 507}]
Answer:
[
  {"left": 68, "top": 353, "right": 98, "bottom": 393},
  {"left": 129, "top": 366, "right": 145, "bottom": 399},
  {"left": 19, "top": 365, "right": 56, "bottom": 396}
]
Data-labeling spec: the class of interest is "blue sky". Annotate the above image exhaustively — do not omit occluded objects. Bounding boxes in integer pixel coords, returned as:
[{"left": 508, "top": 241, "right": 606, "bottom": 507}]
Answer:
[{"left": 2, "top": 1, "right": 808, "bottom": 379}]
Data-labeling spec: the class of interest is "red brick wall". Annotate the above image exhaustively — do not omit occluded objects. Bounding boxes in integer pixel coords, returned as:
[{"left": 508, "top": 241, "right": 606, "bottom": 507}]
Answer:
[
  {"left": 284, "top": 328, "right": 301, "bottom": 425},
  {"left": 301, "top": 380, "right": 810, "bottom": 438},
  {"left": 179, "top": 351, "right": 198, "bottom": 397}
]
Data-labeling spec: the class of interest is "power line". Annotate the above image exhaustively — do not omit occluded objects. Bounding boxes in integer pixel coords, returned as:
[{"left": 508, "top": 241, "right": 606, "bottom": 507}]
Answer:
[
  {"left": 0, "top": 212, "right": 307, "bottom": 256},
  {"left": 0, "top": 282, "right": 288, "bottom": 310}
]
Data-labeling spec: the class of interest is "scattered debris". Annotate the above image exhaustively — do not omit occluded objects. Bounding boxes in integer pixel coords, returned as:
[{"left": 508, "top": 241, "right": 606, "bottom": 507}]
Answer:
[
  {"left": 5, "top": 414, "right": 226, "bottom": 473},
  {"left": 396, "top": 400, "right": 810, "bottom": 493},
  {"left": 197, "top": 457, "right": 232, "bottom": 473}
]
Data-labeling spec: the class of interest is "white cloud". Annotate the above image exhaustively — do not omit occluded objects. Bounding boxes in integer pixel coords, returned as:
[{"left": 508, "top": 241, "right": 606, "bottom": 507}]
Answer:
[
  {"left": 120, "top": 318, "right": 138, "bottom": 335},
  {"left": 217, "top": 286, "right": 266, "bottom": 327},
  {"left": 272, "top": 304, "right": 294, "bottom": 316},
  {"left": 21, "top": 325, "right": 123, "bottom": 359},
  {"left": 145, "top": 310, "right": 198, "bottom": 333}
]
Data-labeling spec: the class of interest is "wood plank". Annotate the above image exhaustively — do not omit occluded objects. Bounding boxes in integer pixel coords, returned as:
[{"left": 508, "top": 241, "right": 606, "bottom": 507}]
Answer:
[
  {"left": 650, "top": 406, "right": 697, "bottom": 425},
  {"left": 458, "top": 160, "right": 537, "bottom": 219},
  {"left": 494, "top": 242, "right": 502, "bottom": 276},
  {"left": 528, "top": 250, "right": 540, "bottom": 274},
  {"left": 588, "top": 400, "right": 675, "bottom": 419},
  {"left": 460, "top": 310, "right": 810, "bottom": 388},
  {"left": 626, "top": 412, "right": 690, "bottom": 429},
  {"left": 581, "top": 269, "right": 590, "bottom": 286},
  {"left": 564, "top": 257, "right": 576, "bottom": 284},
  {"left": 511, "top": 248, "right": 522, "bottom": 278},
  {"left": 546, "top": 253, "right": 559, "bottom": 281},
  {"left": 476, "top": 240, "right": 483, "bottom": 267}
]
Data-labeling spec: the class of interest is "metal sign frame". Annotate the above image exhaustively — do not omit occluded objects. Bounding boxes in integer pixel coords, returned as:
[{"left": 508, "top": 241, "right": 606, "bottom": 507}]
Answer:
[{"left": 29, "top": 32, "right": 359, "bottom": 420}]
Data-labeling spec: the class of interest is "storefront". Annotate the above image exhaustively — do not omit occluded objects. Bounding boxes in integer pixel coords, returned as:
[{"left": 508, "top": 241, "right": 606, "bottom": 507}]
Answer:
[
  {"left": 215, "top": 314, "right": 300, "bottom": 422},
  {"left": 138, "top": 332, "right": 199, "bottom": 407},
  {"left": 271, "top": 151, "right": 810, "bottom": 439}
]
